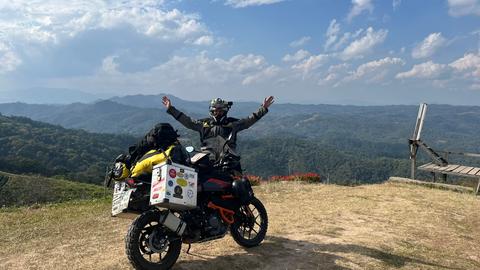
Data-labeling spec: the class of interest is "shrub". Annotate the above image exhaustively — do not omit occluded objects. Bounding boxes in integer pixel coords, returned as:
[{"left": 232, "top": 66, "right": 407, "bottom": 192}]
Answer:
[
  {"left": 245, "top": 175, "right": 263, "bottom": 186},
  {"left": 268, "top": 173, "right": 321, "bottom": 183}
]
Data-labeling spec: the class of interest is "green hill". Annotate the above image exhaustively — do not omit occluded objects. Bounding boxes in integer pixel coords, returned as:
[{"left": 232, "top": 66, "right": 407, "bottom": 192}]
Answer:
[
  {"left": 0, "top": 171, "right": 106, "bottom": 207},
  {"left": 1, "top": 102, "right": 479, "bottom": 185},
  {"left": 0, "top": 114, "right": 136, "bottom": 184}
]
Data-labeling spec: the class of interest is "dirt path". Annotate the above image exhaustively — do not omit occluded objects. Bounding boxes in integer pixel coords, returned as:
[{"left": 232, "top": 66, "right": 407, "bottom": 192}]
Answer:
[{"left": 1, "top": 182, "right": 479, "bottom": 270}]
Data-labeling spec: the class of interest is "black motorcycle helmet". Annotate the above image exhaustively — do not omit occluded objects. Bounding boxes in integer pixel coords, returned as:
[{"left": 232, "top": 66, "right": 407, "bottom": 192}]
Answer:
[{"left": 209, "top": 98, "right": 233, "bottom": 119}]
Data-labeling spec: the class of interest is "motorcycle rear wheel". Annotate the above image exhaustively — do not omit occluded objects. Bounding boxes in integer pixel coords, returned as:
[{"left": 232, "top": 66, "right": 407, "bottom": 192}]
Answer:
[
  {"left": 125, "top": 210, "right": 182, "bottom": 270},
  {"left": 230, "top": 197, "right": 268, "bottom": 247}
]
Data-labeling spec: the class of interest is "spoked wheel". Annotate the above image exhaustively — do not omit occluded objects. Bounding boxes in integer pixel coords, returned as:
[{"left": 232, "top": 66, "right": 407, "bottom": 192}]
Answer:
[
  {"left": 125, "top": 210, "right": 182, "bottom": 270},
  {"left": 230, "top": 197, "right": 268, "bottom": 247}
]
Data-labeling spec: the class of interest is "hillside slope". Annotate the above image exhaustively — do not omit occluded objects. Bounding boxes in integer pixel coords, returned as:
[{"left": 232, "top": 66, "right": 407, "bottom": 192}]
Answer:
[
  {"left": 0, "top": 171, "right": 106, "bottom": 207},
  {"left": 1, "top": 182, "right": 479, "bottom": 270},
  {"left": 0, "top": 114, "right": 135, "bottom": 183}
]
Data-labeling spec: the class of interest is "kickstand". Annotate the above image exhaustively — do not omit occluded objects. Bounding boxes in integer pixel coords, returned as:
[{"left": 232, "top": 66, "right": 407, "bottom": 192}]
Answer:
[{"left": 186, "top": 243, "right": 192, "bottom": 254}]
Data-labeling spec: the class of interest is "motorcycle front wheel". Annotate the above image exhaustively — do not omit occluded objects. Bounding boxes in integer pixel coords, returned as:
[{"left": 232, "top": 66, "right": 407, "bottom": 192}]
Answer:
[
  {"left": 230, "top": 197, "right": 268, "bottom": 247},
  {"left": 125, "top": 210, "right": 182, "bottom": 270}
]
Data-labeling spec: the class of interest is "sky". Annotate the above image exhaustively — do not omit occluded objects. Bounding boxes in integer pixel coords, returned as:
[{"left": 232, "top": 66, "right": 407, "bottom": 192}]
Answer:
[{"left": 0, "top": 0, "right": 479, "bottom": 105}]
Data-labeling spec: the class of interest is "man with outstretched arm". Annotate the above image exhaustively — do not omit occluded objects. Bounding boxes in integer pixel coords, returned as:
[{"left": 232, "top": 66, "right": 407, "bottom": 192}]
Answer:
[{"left": 162, "top": 95, "right": 274, "bottom": 176}]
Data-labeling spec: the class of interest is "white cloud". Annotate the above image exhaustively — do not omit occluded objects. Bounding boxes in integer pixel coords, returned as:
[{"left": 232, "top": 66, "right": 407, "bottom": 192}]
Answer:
[
  {"left": 341, "top": 27, "right": 388, "bottom": 60},
  {"left": 330, "top": 29, "right": 364, "bottom": 52},
  {"left": 449, "top": 52, "right": 480, "bottom": 71},
  {"left": 228, "top": 54, "right": 268, "bottom": 73},
  {"left": 224, "top": 0, "right": 286, "bottom": 8},
  {"left": 289, "top": 36, "right": 311, "bottom": 48},
  {"left": 346, "top": 57, "right": 405, "bottom": 81},
  {"left": 152, "top": 53, "right": 274, "bottom": 85},
  {"left": 0, "top": 42, "right": 22, "bottom": 74},
  {"left": 282, "top": 49, "right": 310, "bottom": 62},
  {"left": 449, "top": 52, "right": 480, "bottom": 78},
  {"left": 101, "top": 55, "right": 120, "bottom": 75},
  {"left": 347, "top": 0, "right": 374, "bottom": 22},
  {"left": 292, "top": 54, "right": 329, "bottom": 78},
  {"left": 395, "top": 53, "right": 480, "bottom": 90},
  {"left": 44, "top": 52, "right": 284, "bottom": 100},
  {"left": 193, "top": 35, "right": 214, "bottom": 46},
  {"left": 0, "top": 1, "right": 214, "bottom": 73},
  {"left": 411, "top": 32, "right": 447, "bottom": 59},
  {"left": 328, "top": 63, "right": 351, "bottom": 73},
  {"left": 447, "top": 0, "right": 480, "bottom": 17},
  {"left": 396, "top": 61, "right": 448, "bottom": 79},
  {"left": 318, "top": 63, "right": 350, "bottom": 86},
  {"left": 0, "top": 1, "right": 210, "bottom": 45},
  {"left": 242, "top": 65, "right": 280, "bottom": 85},
  {"left": 393, "top": 0, "right": 402, "bottom": 10},
  {"left": 324, "top": 19, "right": 340, "bottom": 51}
]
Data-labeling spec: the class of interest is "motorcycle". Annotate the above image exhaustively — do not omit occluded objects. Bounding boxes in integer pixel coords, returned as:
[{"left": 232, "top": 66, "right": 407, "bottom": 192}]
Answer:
[{"left": 108, "top": 145, "right": 268, "bottom": 270}]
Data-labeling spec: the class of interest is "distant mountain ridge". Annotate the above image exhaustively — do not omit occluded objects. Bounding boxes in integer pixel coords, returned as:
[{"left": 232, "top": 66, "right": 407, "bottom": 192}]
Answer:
[
  {"left": 2, "top": 107, "right": 480, "bottom": 185},
  {"left": 0, "top": 100, "right": 176, "bottom": 135},
  {"left": 0, "top": 87, "right": 106, "bottom": 104},
  {"left": 107, "top": 93, "right": 390, "bottom": 117},
  {"left": 1, "top": 94, "right": 480, "bottom": 152}
]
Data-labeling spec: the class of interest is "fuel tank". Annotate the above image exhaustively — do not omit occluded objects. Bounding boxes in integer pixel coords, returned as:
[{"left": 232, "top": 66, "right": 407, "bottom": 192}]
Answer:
[{"left": 201, "top": 177, "right": 232, "bottom": 192}]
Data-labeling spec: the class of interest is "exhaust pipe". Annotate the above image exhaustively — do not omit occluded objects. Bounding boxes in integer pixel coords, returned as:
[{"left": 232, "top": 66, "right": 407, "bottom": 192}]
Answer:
[{"left": 160, "top": 211, "right": 186, "bottom": 236}]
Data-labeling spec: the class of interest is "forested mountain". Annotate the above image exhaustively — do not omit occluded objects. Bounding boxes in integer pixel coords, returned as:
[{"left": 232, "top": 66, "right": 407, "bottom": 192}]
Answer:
[
  {"left": 0, "top": 87, "right": 103, "bottom": 104},
  {"left": 0, "top": 114, "right": 136, "bottom": 183},
  {"left": 1, "top": 96, "right": 479, "bottom": 185},
  {"left": 0, "top": 101, "right": 178, "bottom": 135},
  {"left": 1, "top": 98, "right": 479, "bottom": 153},
  {"left": 0, "top": 113, "right": 411, "bottom": 185}
]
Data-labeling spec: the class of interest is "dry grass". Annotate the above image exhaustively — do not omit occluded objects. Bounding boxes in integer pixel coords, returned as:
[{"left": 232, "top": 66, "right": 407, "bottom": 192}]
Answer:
[{"left": 1, "top": 181, "right": 479, "bottom": 270}]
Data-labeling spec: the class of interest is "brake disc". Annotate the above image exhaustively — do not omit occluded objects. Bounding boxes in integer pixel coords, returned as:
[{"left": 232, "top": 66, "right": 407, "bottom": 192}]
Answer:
[{"left": 147, "top": 229, "right": 169, "bottom": 253}]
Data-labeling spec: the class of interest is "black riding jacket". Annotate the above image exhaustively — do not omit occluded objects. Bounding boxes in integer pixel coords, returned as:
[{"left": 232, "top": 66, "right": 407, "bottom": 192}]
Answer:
[{"left": 167, "top": 105, "right": 268, "bottom": 160}]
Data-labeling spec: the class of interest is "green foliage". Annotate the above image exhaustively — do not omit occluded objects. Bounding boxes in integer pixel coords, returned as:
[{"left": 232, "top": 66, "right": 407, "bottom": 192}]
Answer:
[
  {"left": 0, "top": 115, "right": 136, "bottom": 184},
  {"left": 0, "top": 171, "right": 106, "bottom": 207},
  {"left": 1, "top": 102, "right": 479, "bottom": 188},
  {"left": 238, "top": 137, "right": 410, "bottom": 185}
]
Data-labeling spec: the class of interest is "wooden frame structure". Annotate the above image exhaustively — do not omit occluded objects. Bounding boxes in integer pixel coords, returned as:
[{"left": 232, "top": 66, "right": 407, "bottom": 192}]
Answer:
[{"left": 409, "top": 103, "right": 480, "bottom": 195}]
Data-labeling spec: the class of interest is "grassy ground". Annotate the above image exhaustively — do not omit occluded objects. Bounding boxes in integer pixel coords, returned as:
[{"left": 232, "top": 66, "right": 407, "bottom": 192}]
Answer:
[
  {"left": 1, "top": 181, "right": 479, "bottom": 270},
  {"left": 0, "top": 171, "right": 106, "bottom": 206}
]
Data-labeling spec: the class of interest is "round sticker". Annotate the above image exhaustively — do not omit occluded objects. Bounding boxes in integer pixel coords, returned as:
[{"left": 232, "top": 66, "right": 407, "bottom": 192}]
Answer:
[
  {"left": 176, "top": 178, "right": 188, "bottom": 187},
  {"left": 169, "top": 169, "right": 177, "bottom": 178},
  {"left": 168, "top": 180, "right": 174, "bottom": 187}
]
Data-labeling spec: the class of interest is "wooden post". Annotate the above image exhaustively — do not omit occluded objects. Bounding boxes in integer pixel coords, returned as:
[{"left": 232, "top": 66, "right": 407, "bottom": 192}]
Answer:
[
  {"left": 441, "top": 174, "right": 447, "bottom": 183},
  {"left": 409, "top": 103, "right": 427, "bottom": 180},
  {"left": 476, "top": 178, "right": 480, "bottom": 195},
  {"left": 413, "top": 103, "right": 428, "bottom": 141},
  {"left": 410, "top": 146, "right": 416, "bottom": 179}
]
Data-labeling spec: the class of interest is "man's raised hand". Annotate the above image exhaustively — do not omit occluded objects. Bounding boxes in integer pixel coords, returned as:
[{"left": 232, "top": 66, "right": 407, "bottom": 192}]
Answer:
[
  {"left": 262, "top": 96, "right": 275, "bottom": 109},
  {"left": 162, "top": 96, "right": 172, "bottom": 109}
]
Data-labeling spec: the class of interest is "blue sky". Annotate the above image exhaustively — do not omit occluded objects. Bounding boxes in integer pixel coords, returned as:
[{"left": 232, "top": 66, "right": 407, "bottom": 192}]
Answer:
[{"left": 0, "top": 0, "right": 479, "bottom": 105}]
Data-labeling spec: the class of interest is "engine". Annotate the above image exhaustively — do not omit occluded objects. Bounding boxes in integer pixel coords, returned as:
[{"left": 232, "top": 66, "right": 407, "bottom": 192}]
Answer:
[
  {"left": 182, "top": 207, "right": 228, "bottom": 243},
  {"left": 205, "top": 212, "right": 227, "bottom": 237}
]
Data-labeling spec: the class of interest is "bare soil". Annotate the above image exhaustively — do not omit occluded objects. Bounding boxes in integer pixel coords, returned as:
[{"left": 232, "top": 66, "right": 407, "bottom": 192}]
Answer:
[{"left": 1, "top": 181, "right": 479, "bottom": 270}]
